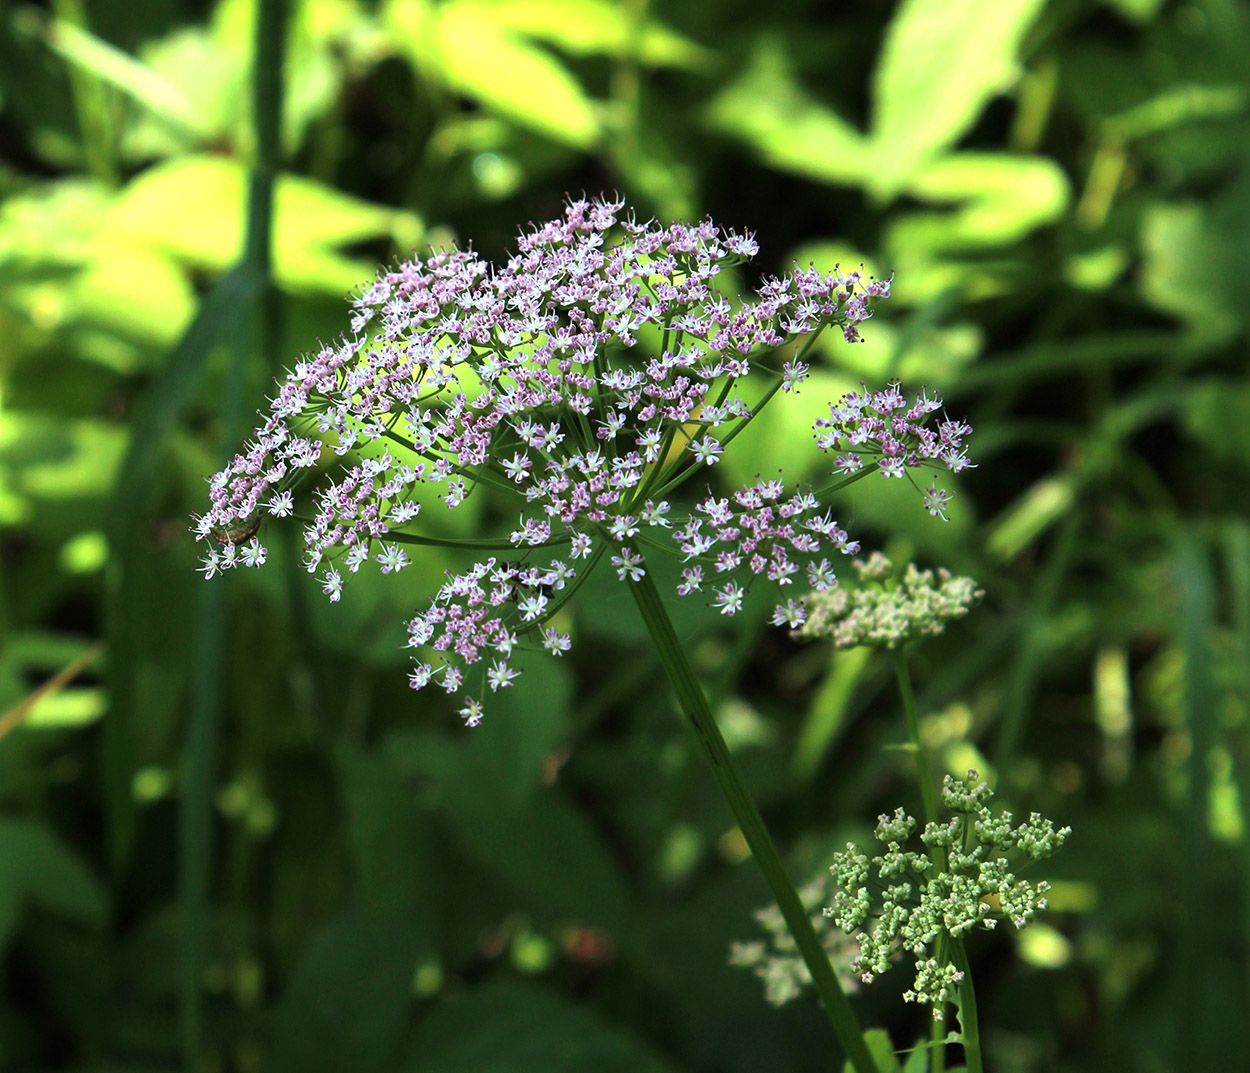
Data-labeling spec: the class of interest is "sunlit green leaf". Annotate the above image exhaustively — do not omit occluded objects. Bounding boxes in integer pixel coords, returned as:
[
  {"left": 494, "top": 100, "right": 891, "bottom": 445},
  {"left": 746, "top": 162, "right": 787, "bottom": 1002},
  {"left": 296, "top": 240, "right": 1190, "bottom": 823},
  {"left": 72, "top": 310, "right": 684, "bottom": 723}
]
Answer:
[
  {"left": 869, "top": 0, "right": 1048, "bottom": 198},
  {"left": 452, "top": 0, "right": 712, "bottom": 69},
  {"left": 986, "top": 477, "right": 1076, "bottom": 563},
  {"left": 385, "top": 0, "right": 601, "bottom": 149},
  {"left": 889, "top": 153, "right": 1070, "bottom": 251},
  {"left": 705, "top": 35, "right": 869, "bottom": 187},
  {"left": 31, "top": 11, "right": 205, "bottom": 137},
  {"left": 105, "top": 155, "right": 419, "bottom": 292},
  {"left": 0, "top": 413, "right": 126, "bottom": 503}
]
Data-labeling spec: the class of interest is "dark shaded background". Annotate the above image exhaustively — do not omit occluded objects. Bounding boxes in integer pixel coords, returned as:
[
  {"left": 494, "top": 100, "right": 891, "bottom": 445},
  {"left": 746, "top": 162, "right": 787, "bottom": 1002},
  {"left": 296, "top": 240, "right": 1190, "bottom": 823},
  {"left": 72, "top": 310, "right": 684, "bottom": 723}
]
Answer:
[{"left": 1, "top": 0, "right": 1248, "bottom": 1071}]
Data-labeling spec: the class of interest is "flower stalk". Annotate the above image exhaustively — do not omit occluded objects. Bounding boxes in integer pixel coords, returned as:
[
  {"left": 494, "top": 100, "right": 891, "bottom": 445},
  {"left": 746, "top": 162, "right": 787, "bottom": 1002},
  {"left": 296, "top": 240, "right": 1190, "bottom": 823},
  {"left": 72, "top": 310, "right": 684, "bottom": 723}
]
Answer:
[{"left": 626, "top": 545, "right": 882, "bottom": 1073}]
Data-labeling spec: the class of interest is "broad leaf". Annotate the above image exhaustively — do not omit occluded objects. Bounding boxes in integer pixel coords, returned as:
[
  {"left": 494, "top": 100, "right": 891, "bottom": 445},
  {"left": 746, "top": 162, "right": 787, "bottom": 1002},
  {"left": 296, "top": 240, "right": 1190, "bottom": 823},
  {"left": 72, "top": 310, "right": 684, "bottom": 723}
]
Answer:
[
  {"left": 869, "top": 0, "right": 1048, "bottom": 197},
  {"left": 406, "top": 981, "right": 679, "bottom": 1073}
]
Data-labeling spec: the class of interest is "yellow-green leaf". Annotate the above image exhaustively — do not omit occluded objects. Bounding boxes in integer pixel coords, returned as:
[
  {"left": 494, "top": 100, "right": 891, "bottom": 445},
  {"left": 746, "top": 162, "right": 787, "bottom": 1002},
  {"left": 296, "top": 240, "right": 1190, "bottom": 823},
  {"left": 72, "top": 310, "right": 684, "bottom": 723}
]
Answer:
[
  {"left": 869, "top": 0, "right": 1048, "bottom": 198},
  {"left": 705, "top": 35, "right": 870, "bottom": 187},
  {"left": 105, "top": 155, "right": 419, "bottom": 293}
]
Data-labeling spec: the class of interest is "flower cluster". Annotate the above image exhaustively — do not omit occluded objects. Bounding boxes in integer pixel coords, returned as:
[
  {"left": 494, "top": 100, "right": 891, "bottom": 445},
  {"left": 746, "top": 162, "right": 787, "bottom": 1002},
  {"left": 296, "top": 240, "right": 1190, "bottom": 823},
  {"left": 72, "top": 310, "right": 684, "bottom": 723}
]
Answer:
[
  {"left": 797, "top": 552, "right": 983, "bottom": 649},
  {"left": 729, "top": 871, "right": 861, "bottom": 1007},
  {"left": 815, "top": 383, "right": 973, "bottom": 494},
  {"left": 192, "top": 196, "right": 972, "bottom": 723},
  {"left": 825, "top": 772, "right": 1070, "bottom": 1015}
]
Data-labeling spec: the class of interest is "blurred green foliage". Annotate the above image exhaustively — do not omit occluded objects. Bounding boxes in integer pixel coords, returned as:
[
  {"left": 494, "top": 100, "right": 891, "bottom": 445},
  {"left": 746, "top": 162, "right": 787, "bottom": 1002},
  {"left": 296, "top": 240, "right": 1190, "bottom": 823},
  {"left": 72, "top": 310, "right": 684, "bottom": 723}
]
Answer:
[{"left": 0, "top": 0, "right": 1248, "bottom": 1071}]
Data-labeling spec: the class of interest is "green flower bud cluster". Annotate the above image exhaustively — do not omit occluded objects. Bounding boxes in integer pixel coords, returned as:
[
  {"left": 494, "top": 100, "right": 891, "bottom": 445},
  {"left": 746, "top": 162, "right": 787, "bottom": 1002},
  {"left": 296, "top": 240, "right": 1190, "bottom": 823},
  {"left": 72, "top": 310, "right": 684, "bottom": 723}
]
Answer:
[
  {"left": 824, "top": 772, "right": 1070, "bottom": 1012},
  {"left": 729, "top": 872, "right": 862, "bottom": 1007},
  {"left": 797, "top": 552, "right": 983, "bottom": 650}
]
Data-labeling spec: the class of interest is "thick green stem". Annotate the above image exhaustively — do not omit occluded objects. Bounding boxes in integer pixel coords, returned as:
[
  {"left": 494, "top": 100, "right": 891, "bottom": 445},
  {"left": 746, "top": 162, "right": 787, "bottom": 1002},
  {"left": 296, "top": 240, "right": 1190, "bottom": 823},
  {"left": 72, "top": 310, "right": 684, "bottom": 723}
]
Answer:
[{"left": 627, "top": 552, "right": 881, "bottom": 1073}]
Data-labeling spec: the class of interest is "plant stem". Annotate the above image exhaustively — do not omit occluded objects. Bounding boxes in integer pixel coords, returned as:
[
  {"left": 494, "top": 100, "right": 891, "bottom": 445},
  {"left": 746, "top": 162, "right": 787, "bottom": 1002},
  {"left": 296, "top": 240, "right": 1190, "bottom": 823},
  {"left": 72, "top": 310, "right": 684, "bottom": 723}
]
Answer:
[
  {"left": 893, "top": 648, "right": 985, "bottom": 1073},
  {"left": 626, "top": 550, "right": 881, "bottom": 1073},
  {"left": 890, "top": 649, "right": 941, "bottom": 839},
  {"left": 949, "top": 938, "right": 983, "bottom": 1073},
  {"left": 930, "top": 995, "right": 947, "bottom": 1073},
  {"left": 181, "top": 2, "right": 287, "bottom": 1068}
]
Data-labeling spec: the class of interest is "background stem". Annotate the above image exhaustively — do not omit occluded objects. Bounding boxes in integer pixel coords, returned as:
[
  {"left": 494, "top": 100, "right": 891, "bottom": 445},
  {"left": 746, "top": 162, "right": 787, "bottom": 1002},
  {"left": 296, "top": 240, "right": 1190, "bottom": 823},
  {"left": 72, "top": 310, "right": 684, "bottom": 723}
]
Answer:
[{"left": 180, "top": 1, "right": 286, "bottom": 1067}]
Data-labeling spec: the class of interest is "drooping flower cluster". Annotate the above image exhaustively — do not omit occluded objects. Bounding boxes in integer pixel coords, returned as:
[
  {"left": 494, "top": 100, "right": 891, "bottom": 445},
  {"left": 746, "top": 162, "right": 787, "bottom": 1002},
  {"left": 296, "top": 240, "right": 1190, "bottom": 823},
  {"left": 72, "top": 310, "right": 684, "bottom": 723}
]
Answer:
[
  {"left": 797, "top": 552, "right": 984, "bottom": 649},
  {"left": 825, "top": 772, "right": 1070, "bottom": 1016},
  {"left": 193, "top": 196, "right": 972, "bottom": 723}
]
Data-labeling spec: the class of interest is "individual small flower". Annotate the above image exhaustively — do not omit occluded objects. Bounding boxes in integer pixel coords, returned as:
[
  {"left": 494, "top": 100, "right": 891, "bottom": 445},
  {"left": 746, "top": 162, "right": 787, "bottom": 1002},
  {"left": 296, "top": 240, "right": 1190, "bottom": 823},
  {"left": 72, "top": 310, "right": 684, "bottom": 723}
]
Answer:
[
  {"left": 487, "top": 660, "right": 520, "bottom": 691},
  {"left": 923, "top": 484, "right": 952, "bottom": 520},
  {"left": 712, "top": 582, "right": 745, "bottom": 615},
  {"left": 612, "top": 549, "right": 646, "bottom": 581},
  {"left": 541, "top": 627, "right": 571, "bottom": 655},
  {"left": 388, "top": 499, "right": 420, "bottom": 524},
  {"left": 322, "top": 567, "right": 343, "bottom": 602},
  {"left": 677, "top": 566, "right": 703, "bottom": 594},
  {"left": 517, "top": 591, "right": 550, "bottom": 621},
  {"left": 640, "top": 499, "right": 671, "bottom": 527},
  {"left": 607, "top": 515, "right": 640, "bottom": 540},
  {"left": 691, "top": 437, "right": 724, "bottom": 465},
  {"left": 459, "top": 696, "right": 484, "bottom": 727},
  {"left": 239, "top": 538, "right": 267, "bottom": 568},
  {"left": 501, "top": 452, "right": 532, "bottom": 482},
  {"left": 771, "top": 599, "right": 807, "bottom": 628},
  {"left": 781, "top": 357, "right": 810, "bottom": 392},
  {"left": 375, "top": 544, "right": 410, "bottom": 574}
]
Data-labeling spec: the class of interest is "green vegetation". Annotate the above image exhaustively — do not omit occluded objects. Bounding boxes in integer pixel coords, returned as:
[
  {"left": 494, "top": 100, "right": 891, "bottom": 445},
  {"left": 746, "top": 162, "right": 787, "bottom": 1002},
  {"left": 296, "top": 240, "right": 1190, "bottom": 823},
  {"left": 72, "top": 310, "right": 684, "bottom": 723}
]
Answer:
[{"left": 0, "top": 1, "right": 1248, "bottom": 1071}]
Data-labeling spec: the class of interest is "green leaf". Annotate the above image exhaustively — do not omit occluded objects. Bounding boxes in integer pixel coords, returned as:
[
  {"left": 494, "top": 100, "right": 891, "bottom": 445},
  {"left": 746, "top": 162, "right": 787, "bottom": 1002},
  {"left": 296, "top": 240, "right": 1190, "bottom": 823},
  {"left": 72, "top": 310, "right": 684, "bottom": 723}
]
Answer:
[
  {"left": 869, "top": 0, "right": 1048, "bottom": 198},
  {"left": 1139, "top": 200, "right": 1245, "bottom": 345},
  {"left": 1182, "top": 378, "right": 1250, "bottom": 463},
  {"left": 125, "top": 25, "right": 245, "bottom": 157},
  {"left": 337, "top": 742, "right": 432, "bottom": 919},
  {"left": 405, "top": 981, "right": 679, "bottom": 1073},
  {"left": 385, "top": 701, "right": 631, "bottom": 936},
  {"left": 888, "top": 153, "right": 1070, "bottom": 251},
  {"left": 705, "top": 35, "right": 870, "bottom": 187},
  {"left": 0, "top": 818, "right": 107, "bottom": 949},
  {"left": 841, "top": 1028, "right": 901, "bottom": 1073},
  {"left": 451, "top": 0, "right": 711, "bottom": 69},
  {"left": 68, "top": 242, "right": 196, "bottom": 347},
  {"left": 0, "top": 413, "right": 127, "bottom": 506},
  {"left": 32, "top": 12, "right": 205, "bottom": 137},
  {"left": 270, "top": 909, "right": 429, "bottom": 1073},
  {"left": 385, "top": 0, "right": 601, "bottom": 149},
  {"left": 985, "top": 477, "right": 1076, "bottom": 563},
  {"left": 105, "top": 155, "right": 418, "bottom": 292}
]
